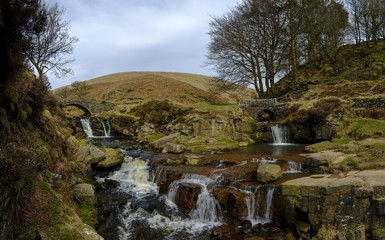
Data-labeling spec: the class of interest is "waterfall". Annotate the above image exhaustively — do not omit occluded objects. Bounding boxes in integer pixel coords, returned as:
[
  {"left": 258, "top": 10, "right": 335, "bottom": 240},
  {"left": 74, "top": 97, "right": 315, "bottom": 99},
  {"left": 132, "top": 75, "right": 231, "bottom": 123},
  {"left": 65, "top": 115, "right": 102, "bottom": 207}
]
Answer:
[
  {"left": 245, "top": 186, "right": 276, "bottom": 226},
  {"left": 109, "top": 156, "right": 158, "bottom": 196},
  {"left": 98, "top": 118, "right": 112, "bottom": 137},
  {"left": 80, "top": 118, "right": 94, "bottom": 137},
  {"left": 284, "top": 160, "right": 302, "bottom": 173},
  {"left": 270, "top": 125, "right": 288, "bottom": 144},
  {"left": 80, "top": 117, "right": 112, "bottom": 138},
  {"left": 167, "top": 174, "right": 222, "bottom": 223}
]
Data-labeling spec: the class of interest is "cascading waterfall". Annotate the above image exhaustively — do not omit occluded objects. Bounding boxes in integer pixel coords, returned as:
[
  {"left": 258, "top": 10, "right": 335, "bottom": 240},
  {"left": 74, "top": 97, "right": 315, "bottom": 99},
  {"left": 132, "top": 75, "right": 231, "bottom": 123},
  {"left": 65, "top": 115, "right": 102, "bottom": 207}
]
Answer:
[
  {"left": 80, "top": 118, "right": 94, "bottom": 137},
  {"left": 167, "top": 174, "right": 223, "bottom": 224},
  {"left": 284, "top": 160, "right": 302, "bottom": 173},
  {"left": 245, "top": 186, "right": 276, "bottom": 226},
  {"left": 270, "top": 125, "right": 289, "bottom": 144},
  {"left": 100, "top": 153, "right": 224, "bottom": 239},
  {"left": 80, "top": 117, "right": 112, "bottom": 138}
]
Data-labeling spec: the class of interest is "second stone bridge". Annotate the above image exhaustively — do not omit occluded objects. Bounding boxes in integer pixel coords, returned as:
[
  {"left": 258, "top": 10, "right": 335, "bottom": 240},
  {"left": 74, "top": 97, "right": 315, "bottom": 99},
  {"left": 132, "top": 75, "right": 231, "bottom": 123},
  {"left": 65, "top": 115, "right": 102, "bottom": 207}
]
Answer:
[{"left": 239, "top": 98, "right": 285, "bottom": 121}]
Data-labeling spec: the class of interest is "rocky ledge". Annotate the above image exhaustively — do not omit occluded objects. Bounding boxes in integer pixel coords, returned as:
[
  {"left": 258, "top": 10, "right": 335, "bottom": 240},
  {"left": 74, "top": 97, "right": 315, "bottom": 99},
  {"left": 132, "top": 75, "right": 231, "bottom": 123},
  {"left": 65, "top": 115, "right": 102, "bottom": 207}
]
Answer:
[{"left": 281, "top": 170, "right": 385, "bottom": 238}]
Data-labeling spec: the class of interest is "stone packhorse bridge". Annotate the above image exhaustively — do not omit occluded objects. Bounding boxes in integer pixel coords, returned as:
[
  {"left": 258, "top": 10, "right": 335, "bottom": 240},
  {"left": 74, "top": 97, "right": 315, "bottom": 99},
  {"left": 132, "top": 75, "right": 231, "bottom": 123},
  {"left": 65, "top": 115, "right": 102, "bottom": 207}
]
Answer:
[
  {"left": 58, "top": 98, "right": 115, "bottom": 116},
  {"left": 239, "top": 98, "right": 285, "bottom": 121}
]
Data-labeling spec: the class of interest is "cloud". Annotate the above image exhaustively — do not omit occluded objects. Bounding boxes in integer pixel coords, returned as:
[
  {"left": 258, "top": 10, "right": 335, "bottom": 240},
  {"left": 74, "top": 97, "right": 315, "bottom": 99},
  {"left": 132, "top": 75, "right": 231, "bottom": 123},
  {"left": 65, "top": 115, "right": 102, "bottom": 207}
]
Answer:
[{"left": 44, "top": 0, "right": 240, "bottom": 89}]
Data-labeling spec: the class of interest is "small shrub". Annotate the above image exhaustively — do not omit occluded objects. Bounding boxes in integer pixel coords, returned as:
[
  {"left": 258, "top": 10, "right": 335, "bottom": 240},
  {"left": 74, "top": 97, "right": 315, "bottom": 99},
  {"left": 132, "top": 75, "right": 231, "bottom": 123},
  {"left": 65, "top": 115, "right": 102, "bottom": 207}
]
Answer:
[
  {"left": 363, "top": 108, "right": 385, "bottom": 119},
  {"left": 131, "top": 100, "right": 191, "bottom": 125},
  {"left": 341, "top": 157, "right": 360, "bottom": 171}
]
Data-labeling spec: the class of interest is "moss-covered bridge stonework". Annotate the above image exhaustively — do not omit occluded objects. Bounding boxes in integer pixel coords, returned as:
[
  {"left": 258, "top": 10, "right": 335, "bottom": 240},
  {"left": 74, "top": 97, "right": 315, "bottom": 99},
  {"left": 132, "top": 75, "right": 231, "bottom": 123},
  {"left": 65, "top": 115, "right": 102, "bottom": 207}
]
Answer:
[
  {"left": 239, "top": 98, "right": 286, "bottom": 121},
  {"left": 58, "top": 98, "right": 115, "bottom": 116}
]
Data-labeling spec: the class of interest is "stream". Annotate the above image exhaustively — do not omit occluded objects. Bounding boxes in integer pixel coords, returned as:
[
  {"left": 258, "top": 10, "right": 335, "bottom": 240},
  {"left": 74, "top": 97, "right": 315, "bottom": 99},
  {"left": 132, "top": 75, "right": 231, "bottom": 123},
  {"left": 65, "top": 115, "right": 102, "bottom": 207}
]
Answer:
[{"left": 84, "top": 119, "right": 308, "bottom": 239}]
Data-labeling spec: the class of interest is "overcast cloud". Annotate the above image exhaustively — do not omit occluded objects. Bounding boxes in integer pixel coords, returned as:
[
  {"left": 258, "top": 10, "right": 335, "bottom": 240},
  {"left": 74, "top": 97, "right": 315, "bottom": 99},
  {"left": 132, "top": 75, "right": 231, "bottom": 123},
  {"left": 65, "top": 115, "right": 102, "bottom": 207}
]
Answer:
[{"left": 44, "top": 0, "right": 240, "bottom": 89}]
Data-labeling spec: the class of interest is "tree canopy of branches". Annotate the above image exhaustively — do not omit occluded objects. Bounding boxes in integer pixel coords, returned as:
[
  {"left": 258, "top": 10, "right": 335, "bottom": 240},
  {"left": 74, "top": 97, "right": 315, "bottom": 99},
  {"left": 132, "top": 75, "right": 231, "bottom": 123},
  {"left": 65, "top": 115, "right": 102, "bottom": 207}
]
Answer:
[
  {"left": 206, "top": 0, "right": 349, "bottom": 98},
  {"left": 71, "top": 80, "right": 89, "bottom": 98},
  {"left": 347, "top": 0, "right": 385, "bottom": 45},
  {"left": 24, "top": 2, "right": 78, "bottom": 80}
]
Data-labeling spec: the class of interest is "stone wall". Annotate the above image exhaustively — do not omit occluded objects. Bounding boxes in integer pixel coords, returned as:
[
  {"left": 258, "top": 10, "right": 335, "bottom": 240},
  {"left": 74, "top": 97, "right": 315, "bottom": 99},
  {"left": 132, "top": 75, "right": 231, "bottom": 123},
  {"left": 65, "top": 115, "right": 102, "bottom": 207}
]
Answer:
[{"left": 352, "top": 98, "right": 385, "bottom": 108}]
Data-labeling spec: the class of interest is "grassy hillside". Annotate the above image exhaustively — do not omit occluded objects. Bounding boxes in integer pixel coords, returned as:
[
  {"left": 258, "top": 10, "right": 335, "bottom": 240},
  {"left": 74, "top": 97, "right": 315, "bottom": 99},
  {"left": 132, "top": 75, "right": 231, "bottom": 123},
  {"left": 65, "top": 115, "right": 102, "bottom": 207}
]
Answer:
[
  {"left": 276, "top": 40, "right": 385, "bottom": 105},
  {"left": 56, "top": 72, "right": 256, "bottom": 105}
]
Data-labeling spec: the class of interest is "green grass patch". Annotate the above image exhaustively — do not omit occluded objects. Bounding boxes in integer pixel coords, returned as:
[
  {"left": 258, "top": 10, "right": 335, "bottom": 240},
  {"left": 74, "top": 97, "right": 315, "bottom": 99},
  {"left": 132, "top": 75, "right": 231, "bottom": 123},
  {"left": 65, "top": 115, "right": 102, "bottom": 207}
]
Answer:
[
  {"left": 342, "top": 118, "right": 385, "bottom": 140},
  {"left": 144, "top": 132, "right": 166, "bottom": 143},
  {"left": 306, "top": 137, "right": 351, "bottom": 152},
  {"left": 77, "top": 203, "right": 98, "bottom": 229},
  {"left": 341, "top": 157, "right": 360, "bottom": 171}
]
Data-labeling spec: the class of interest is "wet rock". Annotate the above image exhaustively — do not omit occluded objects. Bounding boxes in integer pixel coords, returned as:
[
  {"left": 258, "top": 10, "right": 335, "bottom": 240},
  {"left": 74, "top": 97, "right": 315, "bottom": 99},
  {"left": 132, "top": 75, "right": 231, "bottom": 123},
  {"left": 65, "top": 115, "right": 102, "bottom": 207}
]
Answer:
[
  {"left": 164, "top": 142, "right": 184, "bottom": 153},
  {"left": 96, "top": 148, "right": 123, "bottom": 168},
  {"left": 151, "top": 133, "right": 180, "bottom": 149},
  {"left": 217, "top": 188, "right": 247, "bottom": 218},
  {"left": 257, "top": 161, "right": 282, "bottom": 183},
  {"left": 73, "top": 183, "right": 96, "bottom": 205},
  {"left": 185, "top": 154, "right": 202, "bottom": 165},
  {"left": 173, "top": 183, "right": 202, "bottom": 210}
]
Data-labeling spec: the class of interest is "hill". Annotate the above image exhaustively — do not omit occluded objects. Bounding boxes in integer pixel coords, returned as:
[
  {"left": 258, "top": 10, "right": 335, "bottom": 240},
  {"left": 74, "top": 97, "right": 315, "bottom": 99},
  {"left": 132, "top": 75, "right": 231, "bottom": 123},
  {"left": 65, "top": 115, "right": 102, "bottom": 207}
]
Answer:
[
  {"left": 276, "top": 40, "right": 385, "bottom": 105},
  {"left": 55, "top": 72, "right": 256, "bottom": 105}
]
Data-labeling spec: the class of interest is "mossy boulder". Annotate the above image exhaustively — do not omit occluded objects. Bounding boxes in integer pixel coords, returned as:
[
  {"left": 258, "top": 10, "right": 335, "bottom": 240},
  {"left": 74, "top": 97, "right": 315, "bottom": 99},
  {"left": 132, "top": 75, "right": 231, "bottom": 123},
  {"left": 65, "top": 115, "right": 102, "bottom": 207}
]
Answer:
[
  {"left": 96, "top": 148, "right": 123, "bottom": 168},
  {"left": 73, "top": 183, "right": 96, "bottom": 205},
  {"left": 257, "top": 161, "right": 282, "bottom": 183}
]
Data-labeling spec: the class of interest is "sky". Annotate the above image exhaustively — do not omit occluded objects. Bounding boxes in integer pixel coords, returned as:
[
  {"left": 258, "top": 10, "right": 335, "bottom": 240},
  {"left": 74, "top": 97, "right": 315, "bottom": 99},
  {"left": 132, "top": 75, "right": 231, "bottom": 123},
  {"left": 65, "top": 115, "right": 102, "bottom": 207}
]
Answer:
[{"left": 44, "top": 0, "right": 240, "bottom": 89}]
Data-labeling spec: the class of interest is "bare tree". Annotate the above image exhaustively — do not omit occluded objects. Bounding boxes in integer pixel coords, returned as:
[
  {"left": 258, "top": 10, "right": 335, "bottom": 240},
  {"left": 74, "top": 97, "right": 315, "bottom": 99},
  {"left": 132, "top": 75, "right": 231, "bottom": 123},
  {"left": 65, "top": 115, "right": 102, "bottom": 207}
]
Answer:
[
  {"left": 55, "top": 86, "right": 72, "bottom": 98},
  {"left": 346, "top": 0, "right": 385, "bottom": 45},
  {"left": 24, "top": 3, "right": 78, "bottom": 80},
  {"left": 71, "top": 81, "right": 88, "bottom": 98},
  {"left": 206, "top": 0, "right": 290, "bottom": 98}
]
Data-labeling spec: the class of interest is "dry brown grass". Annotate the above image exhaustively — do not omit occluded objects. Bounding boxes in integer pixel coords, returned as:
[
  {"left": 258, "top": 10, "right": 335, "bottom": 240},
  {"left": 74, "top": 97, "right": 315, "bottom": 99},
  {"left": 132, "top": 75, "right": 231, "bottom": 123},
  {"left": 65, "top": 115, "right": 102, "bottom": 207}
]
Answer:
[{"left": 54, "top": 71, "right": 256, "bottom": 104}]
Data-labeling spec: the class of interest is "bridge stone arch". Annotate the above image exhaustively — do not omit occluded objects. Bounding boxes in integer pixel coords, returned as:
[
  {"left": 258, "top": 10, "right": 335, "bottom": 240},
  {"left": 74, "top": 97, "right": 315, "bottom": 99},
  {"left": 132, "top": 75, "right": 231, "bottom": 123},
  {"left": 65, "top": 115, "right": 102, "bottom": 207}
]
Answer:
[
  {"left": 58, "top": 98, "right": 115, "bottom": 116},
  {"left": 58, "top": 99, "right": 94, "bottom": 116},
  {"left": 239, "top": 98, "right": 285, "bottom": 121}
]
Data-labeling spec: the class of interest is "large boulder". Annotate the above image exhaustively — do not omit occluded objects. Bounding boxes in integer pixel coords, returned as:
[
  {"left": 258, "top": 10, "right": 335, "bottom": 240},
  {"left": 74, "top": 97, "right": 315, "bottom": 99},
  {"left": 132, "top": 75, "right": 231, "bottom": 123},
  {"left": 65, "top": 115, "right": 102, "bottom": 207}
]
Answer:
[
  {"left": 151, "top": 133, "right": 180, "bottom": 149},
  {"left": 216, "top": 188, "right": 247, "bottom": 218},
  {"left": 96, "top": 148, "right": 123, "bottom": 168},
  {"left": 257, "top": 161, "right": 282, "bottom": 183},
  {"left": 164, "top": 142, "right": 184, "bottom": 153},
  {"left": 73, "top": 183, "right": 96, "bottom": 205},
  {"left": 302, "top": 150, "right": 354, "bottom": 174},
  {"left": 173, "top": 183, "right": 202, "bottom": 211},
  {"left": 76, "top": 145, "right": 105, "bottom": 164}
]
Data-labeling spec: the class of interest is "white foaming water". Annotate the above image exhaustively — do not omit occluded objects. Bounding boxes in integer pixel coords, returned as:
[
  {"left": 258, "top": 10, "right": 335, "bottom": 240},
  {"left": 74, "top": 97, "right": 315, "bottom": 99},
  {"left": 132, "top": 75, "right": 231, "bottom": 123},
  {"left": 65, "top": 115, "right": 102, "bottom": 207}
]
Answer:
[
  {"left": 245, "top": 186, "right": 276, "bottom": 226},
  {"left": 167, "top": 174, "right": 223, "bottom": 225},
  {"left": 270, "top": 125, "right": 289, "bottom": 145},
  {"left": 109, "top": 156, "right": 223, "bottom": 239},
  {"left": 109, "top": 156, "right": 158, "bottom": 196},
  {"left": 284, "top": 160, "right": 302, "bottom": 173}
]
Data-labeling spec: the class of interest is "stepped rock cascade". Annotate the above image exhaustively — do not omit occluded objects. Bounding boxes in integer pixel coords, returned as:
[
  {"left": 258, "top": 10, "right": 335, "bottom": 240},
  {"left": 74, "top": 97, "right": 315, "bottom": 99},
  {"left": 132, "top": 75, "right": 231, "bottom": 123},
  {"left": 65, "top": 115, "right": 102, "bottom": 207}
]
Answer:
[
  {"left": 270, "top": 125, "right": 289, "bottom": 144},
  {"left": 245, "top": 186, "right": 276, "bottom": 226},
  {"left": 80, "top": 117, "right": 112, "bottom": 138},
  {"left": 167, "top": 174, "right": 223, "bottom": 223},
  {"left": 99, "top": 152, "right": 224, "bottom": 239}
]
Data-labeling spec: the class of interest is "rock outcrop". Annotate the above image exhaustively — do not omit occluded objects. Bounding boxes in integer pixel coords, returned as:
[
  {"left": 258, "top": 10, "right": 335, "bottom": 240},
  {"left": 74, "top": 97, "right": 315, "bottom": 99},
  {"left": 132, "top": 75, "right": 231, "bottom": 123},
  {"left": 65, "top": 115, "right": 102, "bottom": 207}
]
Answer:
[
  {"left": 151, "top": 133, "right": 180, "bottom": 149},
  {"left": 302, "top": 150, "right": 355, "bottom": 174},
  {"left": 73, "top": 183, "right": 96, "bottom": 205},
  {"left": 280, "top": 170, "right": 385, "bottom": 235}
]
